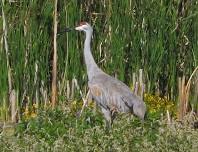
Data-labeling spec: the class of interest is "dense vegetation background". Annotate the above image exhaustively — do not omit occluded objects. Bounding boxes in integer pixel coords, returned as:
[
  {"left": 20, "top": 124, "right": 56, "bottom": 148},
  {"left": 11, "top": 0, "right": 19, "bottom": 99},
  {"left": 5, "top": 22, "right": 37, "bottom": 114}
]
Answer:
[
  {"left": 0, "top": 0, "right": 198, "bottom": 118},
  {"left": 0, "top": 1, "right": 198, "bottom": 151}
]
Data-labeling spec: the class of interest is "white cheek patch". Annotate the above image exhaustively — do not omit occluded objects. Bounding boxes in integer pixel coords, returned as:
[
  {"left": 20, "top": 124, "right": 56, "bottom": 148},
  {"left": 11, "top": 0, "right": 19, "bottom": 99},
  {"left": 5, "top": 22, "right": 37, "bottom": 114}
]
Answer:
[
  {"left": 75, "top": 24, "right": 87, "bottom": 31},
  {"left": 75, "top": 26, "right": 83, "bottom": 31}
]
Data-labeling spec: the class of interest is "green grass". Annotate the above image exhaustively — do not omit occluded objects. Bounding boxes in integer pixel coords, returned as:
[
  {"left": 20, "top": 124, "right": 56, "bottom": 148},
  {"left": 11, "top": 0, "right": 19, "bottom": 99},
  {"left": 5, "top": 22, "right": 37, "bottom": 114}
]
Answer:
[{"left": 0, "top": 106, "right": 197, "bottom": 152}]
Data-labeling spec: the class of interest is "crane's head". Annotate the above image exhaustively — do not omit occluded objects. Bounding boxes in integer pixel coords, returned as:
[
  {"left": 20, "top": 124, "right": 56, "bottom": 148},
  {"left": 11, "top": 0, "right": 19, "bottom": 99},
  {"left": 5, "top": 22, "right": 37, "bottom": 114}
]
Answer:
[
  {"left": 75, "top": 22, "right": 93, "bottom": 33},
  {"left": 58, "top": 22, "right": 92, "bottom": 35}
]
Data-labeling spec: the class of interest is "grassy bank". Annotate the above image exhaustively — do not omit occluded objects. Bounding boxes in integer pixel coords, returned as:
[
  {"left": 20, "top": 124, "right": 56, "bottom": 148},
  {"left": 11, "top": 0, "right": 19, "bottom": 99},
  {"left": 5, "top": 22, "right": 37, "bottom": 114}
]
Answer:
[
  {"left": 1, "top": 1, "right": 198, "bottom": 117},
  {"left": 0, "top": 106, "right": 198, "bottom": 152}
]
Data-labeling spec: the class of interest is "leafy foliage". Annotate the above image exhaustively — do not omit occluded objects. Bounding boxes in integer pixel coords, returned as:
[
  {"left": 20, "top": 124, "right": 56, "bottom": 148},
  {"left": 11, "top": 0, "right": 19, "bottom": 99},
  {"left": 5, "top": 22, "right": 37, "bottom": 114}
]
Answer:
[
  {"left": 144, "top": 94, "right": 176, "bottom": 114},
  {"left": 0, "top": 106, "right": 197, "bottom": 152}
]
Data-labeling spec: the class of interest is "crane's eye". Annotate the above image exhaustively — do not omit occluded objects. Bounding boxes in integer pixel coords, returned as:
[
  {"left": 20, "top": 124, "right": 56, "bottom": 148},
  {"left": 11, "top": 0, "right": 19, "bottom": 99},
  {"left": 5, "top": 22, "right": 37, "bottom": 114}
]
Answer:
[{"left": 79, "top": 22, "right": 87, "bottom": 26}]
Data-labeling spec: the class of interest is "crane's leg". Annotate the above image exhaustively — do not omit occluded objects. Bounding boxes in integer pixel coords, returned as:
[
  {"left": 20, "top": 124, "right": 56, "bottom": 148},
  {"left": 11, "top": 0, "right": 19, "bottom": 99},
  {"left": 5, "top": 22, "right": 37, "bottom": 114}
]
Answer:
[
  {"left": 110, "top": 107, "right": 118, "bottom": 123},
  {"left": 101, "top": 108, "right": 112, "bottom": 129}
]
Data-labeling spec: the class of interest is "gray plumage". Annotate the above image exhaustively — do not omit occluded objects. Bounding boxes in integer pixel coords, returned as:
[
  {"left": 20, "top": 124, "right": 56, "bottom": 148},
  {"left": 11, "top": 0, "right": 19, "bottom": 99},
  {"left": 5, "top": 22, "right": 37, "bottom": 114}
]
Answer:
[{"left": 75, "top": 22, "right": 146, "bottom": 127}]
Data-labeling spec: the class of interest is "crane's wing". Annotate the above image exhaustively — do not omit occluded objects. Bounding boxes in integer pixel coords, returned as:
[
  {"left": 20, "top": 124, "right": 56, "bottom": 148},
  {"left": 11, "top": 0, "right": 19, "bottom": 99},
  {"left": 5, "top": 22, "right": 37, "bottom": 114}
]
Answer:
[
  {"left": 88, "top": 73, "right": 144, "bottom": 112},
  {"left": 88, "top": 82, "right": 111, "bottom": 111}
]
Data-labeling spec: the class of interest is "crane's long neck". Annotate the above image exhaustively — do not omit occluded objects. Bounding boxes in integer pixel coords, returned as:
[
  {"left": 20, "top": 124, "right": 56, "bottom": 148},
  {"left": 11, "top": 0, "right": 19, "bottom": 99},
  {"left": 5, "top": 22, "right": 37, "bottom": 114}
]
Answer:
[{"left": 84, "top": 30, "right": 100, "bottom": 80}]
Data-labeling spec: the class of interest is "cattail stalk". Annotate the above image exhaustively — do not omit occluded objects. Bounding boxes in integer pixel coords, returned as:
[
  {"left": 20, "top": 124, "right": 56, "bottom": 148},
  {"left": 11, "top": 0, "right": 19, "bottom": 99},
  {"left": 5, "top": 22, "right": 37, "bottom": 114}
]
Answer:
[
  {"left": 51, "top": 0, "right": 58, "bottom": 108},
  {"left": 2, "top": 2, "right": 12, "bottom": 93}
]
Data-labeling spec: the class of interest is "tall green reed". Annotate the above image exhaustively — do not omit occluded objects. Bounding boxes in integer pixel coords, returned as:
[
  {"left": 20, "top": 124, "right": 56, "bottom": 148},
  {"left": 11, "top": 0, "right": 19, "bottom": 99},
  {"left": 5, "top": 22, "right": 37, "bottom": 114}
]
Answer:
[{"left": 0, "top": 0, "right": 198, "bottom": 120}]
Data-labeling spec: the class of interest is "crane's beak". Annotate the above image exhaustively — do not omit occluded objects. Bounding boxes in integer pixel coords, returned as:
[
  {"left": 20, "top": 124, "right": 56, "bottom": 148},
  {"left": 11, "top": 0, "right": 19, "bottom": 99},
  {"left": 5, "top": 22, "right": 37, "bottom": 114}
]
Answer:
[{"left": 57, "top": 27, "right": 73, "bottom": 35}]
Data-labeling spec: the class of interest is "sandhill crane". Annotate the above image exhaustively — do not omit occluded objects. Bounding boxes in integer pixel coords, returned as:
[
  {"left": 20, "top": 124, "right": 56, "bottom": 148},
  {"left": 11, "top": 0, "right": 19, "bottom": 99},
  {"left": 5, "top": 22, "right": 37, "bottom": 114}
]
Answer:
[{"left": 63, "top": 22, "right": 146, "bottom": 128}]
